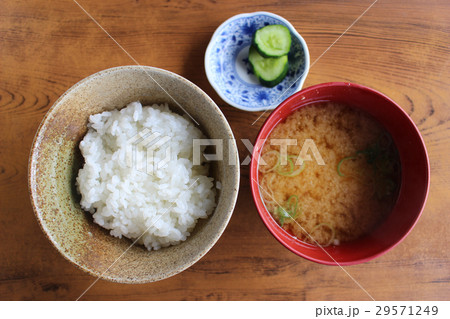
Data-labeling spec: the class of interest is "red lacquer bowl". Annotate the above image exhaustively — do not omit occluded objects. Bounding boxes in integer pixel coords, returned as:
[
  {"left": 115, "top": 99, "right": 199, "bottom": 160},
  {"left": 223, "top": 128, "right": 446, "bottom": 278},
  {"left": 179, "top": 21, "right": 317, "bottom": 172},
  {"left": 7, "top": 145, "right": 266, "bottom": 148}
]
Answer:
[{"left": 250, "top": 82, "right": 430, "bottom": 265}]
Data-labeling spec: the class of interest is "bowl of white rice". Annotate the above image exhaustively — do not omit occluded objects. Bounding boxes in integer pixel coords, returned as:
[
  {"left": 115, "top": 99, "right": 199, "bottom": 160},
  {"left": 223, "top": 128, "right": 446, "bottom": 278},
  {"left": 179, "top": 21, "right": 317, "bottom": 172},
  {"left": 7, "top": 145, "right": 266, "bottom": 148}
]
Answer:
[{"left": 28, "top": 66, "right": 240, "bottom": 283}]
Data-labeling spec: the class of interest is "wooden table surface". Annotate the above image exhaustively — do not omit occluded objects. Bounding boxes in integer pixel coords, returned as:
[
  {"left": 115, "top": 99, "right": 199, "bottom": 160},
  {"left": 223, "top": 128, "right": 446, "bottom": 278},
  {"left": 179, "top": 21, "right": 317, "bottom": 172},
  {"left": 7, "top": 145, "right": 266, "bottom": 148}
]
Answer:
[{"left": 1, "top": 0, "right": 449, "bottom": 301}]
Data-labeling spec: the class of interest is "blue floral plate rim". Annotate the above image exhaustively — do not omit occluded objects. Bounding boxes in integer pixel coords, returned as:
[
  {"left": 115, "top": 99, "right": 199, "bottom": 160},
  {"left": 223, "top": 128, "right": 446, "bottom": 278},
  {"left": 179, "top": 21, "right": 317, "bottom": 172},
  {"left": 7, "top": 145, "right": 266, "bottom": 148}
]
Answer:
[{"left": 205, "top": 11, "right": 310, "bottom": 112}]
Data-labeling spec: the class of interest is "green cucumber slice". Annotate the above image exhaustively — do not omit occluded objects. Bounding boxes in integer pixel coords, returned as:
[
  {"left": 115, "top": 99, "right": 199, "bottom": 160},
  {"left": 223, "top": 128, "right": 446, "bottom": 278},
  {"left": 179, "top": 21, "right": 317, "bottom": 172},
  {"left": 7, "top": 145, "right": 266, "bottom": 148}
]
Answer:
[
  {"left": 253, "top": 24, "right": 292, "bottom": 58},
  {"left": 248, "top": 45, "right": 289, "bottom": 88}
]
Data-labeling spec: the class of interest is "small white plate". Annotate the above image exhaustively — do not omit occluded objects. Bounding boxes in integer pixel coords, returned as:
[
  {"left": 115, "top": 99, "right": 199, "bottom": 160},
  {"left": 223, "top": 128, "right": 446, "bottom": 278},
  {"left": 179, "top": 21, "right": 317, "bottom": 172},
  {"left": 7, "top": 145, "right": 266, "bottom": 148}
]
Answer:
[{"left": 205, "top": 12, "right": 310, "bottom": 112}]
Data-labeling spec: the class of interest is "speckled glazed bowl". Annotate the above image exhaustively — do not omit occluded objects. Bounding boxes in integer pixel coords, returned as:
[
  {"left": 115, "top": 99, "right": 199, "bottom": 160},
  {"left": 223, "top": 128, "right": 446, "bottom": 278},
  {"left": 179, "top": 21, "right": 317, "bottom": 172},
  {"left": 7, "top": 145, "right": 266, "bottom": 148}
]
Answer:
[{"left": 29, "top": 66, "right": 240, "bottom": 283}]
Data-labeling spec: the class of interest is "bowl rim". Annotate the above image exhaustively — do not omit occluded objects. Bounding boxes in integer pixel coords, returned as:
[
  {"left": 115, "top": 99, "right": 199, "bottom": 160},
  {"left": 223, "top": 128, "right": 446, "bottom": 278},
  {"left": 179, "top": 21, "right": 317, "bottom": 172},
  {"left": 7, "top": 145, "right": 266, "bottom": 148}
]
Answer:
[
  {"left": 28, "top": 65, "right": 241, "bottom": 283},
  {"left": 250, "top": 81, "right": 430, "bottom": 265},
  {"left": 205, "top": 11, "right": 311, "bottom": 112}
]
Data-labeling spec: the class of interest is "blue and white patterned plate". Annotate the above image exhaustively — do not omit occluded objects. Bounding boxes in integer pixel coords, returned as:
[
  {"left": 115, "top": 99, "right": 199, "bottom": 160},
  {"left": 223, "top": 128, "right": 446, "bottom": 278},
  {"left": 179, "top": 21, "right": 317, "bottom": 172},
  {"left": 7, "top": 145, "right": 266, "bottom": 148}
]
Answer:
[{"left": 205, "top": 12, "right": 310, "bottom": 112}]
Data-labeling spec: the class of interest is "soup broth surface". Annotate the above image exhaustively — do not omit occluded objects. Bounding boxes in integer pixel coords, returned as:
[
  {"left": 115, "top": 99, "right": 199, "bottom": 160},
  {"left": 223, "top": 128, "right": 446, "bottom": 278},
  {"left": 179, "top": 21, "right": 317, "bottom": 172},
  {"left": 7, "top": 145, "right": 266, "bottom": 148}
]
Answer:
[{"left": 258, "top": 102, "right": 401, "bottom": 246}]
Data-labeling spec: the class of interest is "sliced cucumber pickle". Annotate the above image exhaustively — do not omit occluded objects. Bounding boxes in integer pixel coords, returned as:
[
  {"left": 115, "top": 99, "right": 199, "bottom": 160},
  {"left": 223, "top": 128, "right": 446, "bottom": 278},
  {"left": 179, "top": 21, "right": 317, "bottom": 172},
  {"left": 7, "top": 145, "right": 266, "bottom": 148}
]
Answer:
[
  {"left": 253, "top": 24, "right": 292, "bottom": 58},
  {"left": 248, "top": 45, "right": 289, "bottom": 88}
]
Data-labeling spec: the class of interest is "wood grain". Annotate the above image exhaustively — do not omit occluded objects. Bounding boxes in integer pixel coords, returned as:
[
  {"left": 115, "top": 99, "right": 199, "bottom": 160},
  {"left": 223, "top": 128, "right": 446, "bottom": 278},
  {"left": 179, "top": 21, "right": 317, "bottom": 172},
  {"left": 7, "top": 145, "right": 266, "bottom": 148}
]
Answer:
[{"left": 0, "top": 0, "right": 449, "bottom": 300}]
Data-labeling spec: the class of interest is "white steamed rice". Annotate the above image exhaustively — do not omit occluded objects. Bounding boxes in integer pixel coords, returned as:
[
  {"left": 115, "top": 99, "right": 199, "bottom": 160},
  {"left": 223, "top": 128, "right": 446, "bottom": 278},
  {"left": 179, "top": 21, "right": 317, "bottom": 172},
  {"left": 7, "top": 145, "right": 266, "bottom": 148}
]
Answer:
[{"left": 76, "top": 101, "right": 216, "bottom": 250}]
